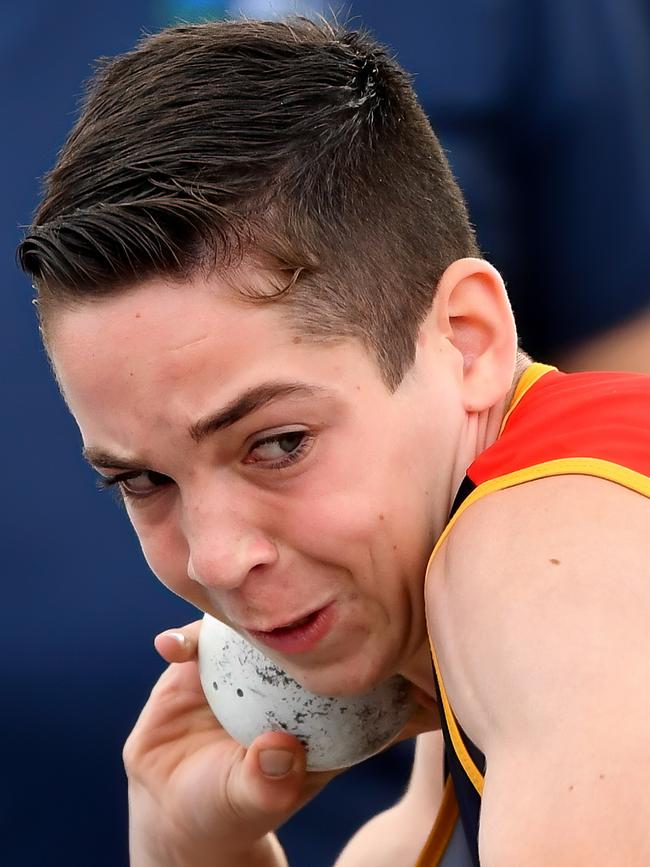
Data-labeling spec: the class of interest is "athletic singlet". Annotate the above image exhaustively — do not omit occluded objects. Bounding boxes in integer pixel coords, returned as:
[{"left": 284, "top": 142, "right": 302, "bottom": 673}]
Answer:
[{"left": 414, "top": 363, "right": 650, "bottom": 867}]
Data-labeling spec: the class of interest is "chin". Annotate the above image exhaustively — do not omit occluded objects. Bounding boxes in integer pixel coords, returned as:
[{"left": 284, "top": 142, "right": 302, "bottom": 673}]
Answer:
[{"left": 288, "top": 656, "right": 394, "bottom": 698}]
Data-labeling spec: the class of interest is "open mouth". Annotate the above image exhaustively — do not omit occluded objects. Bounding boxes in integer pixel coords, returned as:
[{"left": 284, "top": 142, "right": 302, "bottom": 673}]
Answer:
[
  {"left": 264, "top": 612, "right": 317, "bottom": 634},
  {"left": 248, "top": 605, "right": 334, "bottom": 654}
]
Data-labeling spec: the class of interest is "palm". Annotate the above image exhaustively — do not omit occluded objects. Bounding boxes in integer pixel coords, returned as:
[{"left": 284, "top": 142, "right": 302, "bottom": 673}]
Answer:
[{"left": 126, "top": 655, "right": 336, "bottom": 843}]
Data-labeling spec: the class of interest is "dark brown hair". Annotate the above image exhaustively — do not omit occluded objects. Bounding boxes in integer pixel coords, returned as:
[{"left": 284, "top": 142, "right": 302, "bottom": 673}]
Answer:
[{"left": 18, "top": 17, "right": 478, "bottom": 388}]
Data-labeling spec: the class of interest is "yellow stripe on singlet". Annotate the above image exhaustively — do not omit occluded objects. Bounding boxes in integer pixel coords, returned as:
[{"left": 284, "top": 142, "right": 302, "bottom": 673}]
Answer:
[
  {"left": 498, "top": 362, "right": 557, "bottom": 435},
  {"left": 425, "top": 456, "right": 650, "bottom": 795}
]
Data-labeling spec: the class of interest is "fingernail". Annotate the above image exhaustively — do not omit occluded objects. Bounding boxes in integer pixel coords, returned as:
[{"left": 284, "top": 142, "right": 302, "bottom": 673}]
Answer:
[
  {"left": 163, "top": 631, "right": 187, "bottom": 648},
  {"left": 259, "top": 749, "right": 294, "bottom": 778}
]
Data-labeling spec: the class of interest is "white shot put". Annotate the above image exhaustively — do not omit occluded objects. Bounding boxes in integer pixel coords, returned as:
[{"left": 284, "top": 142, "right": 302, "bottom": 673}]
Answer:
[{"left": 198, "top": 613, "right": 415, "bottom": 771}]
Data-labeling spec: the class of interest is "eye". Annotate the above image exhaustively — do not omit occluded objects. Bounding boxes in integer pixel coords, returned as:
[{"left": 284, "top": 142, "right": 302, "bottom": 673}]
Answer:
[
  {"left": 98, "top": 470, "right": 170, "bottom": 500},
  {"left": 244, "top": 429, "right": 312, "bottom": 469}
]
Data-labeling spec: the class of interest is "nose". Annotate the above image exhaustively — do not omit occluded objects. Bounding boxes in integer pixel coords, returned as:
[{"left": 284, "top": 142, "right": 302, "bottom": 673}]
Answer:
[{"left": 183, "top": 495, "right": 279, "bottom": 591}]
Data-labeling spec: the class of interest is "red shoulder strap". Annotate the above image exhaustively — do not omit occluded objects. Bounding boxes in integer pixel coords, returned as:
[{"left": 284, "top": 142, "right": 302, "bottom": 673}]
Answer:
[{"left": 469, "top": 368, "right": 650, "bottom": 486}]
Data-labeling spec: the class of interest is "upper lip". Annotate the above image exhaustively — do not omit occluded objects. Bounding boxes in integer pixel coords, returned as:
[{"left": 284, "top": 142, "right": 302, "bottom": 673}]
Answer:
[{"left": 240, "top": 605, "right": 327, "bottom": 634}]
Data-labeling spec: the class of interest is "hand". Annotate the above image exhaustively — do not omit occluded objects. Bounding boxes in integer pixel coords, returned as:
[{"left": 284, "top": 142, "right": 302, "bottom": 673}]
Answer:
[{"left": 125, "top": 621, "right": 339, "bottom": 867}]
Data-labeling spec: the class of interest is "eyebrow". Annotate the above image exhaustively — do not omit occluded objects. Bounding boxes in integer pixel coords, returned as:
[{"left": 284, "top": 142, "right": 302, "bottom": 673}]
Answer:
[
  {"left": 188, "top": 381, "right": 327, "bottom": 443},
  {"left": 82, "top": 451, "right": 150, "bottom": 472},
  {"left": 83, "top": 380, "right": 328, "bottom": 469}
]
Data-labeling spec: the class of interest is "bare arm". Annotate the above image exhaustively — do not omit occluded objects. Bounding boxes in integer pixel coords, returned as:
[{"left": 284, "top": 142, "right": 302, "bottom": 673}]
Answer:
[
  {"left": 428, "top": 475, "right": 650, "bottom": 866},
  {"left": 334, "top": 731, "right": 445, "bottom": 867}
]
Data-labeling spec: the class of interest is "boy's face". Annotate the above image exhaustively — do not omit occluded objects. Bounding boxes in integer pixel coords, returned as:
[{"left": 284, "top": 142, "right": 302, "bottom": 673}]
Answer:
[{"left": 49, "top": 268, "right": 465, "bottom": 695}]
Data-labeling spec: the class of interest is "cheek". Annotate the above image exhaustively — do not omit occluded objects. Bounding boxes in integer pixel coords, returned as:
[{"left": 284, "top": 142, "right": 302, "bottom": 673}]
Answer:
[
  {"left": 279, "top": 490, "right": 403, "bottom": 572},
  {"left": 128, "top": 507, "right": 192, "bottom": 596},
  {"left": 293, "top": 490, "right": 433, "bottom": 597},
  {"left": 286, "top": 440, "right": 425, "bottom": 553}
]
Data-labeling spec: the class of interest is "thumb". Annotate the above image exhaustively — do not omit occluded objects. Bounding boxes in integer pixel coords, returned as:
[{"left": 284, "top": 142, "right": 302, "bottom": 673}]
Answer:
[{"left": 226, "top": 731, "right": 308, "bottom": 830}]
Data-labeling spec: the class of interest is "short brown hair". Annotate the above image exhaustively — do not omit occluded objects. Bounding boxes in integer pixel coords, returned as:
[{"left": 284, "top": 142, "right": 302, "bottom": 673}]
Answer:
[{"left": 18, "top": 17, "right": 478, "bottom": 388}]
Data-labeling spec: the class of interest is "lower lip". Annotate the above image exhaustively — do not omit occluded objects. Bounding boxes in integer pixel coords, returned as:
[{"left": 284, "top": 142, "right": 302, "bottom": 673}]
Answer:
[{"left": 249, "top": 604, "right": 335, "bottom": 654}]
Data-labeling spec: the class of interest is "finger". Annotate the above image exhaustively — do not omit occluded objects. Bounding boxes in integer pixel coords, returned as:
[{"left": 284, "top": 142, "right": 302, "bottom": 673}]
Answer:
[
  {"left": 154, "top": 620, "right": 202, "bottom": 663},
  {"left": 227, "top": 731, "right": 310, "bottom": 826}
]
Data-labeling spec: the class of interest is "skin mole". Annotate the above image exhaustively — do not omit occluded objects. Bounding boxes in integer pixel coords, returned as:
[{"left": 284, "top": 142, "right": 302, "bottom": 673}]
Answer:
[
  {"left": 550, "top": 558, "right": 561, "bottom": 565},
  {"left": 236, "top": 688, "right": 244, "bottom": 697}
]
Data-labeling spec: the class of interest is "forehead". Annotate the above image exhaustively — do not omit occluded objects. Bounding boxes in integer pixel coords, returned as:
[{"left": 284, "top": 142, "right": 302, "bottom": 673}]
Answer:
[
  {"left": 53, "top": 271, "right": 281, "bottom": 355},
  {"left": 48, "top": 272, "right": 380, "bottom": 443},
  {"left": 51, "top": 279, "right": 268, "bottom": 391}
]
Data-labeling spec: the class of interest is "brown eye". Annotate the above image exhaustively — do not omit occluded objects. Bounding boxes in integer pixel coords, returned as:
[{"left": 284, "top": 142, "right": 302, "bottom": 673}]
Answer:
[
  {"left": 97, "top": 469, "right": 170, "bottom": 503},
  {"left": 108, "top": 470, "right": 170, "bottom": 499}
]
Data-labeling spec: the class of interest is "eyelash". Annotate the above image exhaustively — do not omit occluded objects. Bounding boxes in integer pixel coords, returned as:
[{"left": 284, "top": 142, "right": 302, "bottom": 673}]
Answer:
[
  {"left": 244, "top": 429, "right": 313, "bottom": 469},
  {"left": 96, "top": 429, "right": 313, "bottom": 501},
  {"left": 96, "top": 470, "right": 169, "bottom": 503}
]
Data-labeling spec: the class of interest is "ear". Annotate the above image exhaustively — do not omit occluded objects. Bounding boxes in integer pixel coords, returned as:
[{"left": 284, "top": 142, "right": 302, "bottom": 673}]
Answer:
[{"left": 433, "top": 258, "right": 518, "bottom": 412}]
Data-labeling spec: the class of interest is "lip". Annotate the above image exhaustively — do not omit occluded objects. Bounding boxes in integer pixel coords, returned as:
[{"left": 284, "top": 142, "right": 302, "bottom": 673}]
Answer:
[{"left": 246, "top": 604, "right": 335, "bottom": 655}]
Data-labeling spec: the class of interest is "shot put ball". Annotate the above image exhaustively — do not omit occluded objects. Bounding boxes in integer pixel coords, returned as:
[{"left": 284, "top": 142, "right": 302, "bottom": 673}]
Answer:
[{"left": 198, "top": 613, "right": 415, "bottom": 771}]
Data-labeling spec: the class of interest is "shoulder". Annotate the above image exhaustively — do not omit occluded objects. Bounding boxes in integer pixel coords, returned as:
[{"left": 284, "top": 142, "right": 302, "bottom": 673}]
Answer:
[
  {"left": 447, "top": 470, "right": 650, "bottom": 573},
  {"left": 426, "top": 473, "right": 650, "bottom": 747},
  {"left": 426, "top": 474, "right": 650, "bottom": 864}
]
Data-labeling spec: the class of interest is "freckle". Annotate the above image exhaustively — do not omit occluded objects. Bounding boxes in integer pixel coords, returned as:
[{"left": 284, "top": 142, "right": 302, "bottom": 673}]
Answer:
[
  {"left": 379, "top": 514, "right": 385, "bottom": 521},
  {"left": 550, "top": 558, "right": 561, "bottom": 565},
  {"left": 599, "top": 774, "right": 605, "bottom": 780},
  {"left": 568, "top": 784, "right": 574, "bottom": 791},
  {"left": 392, "top": 544, "right": 398, "bottom": 551},
  {"left": 135, "top": 312, "right": 141, "bottom": 319},
  {"left": 293, "top": 335, "right": 302, "bottom": 344}
]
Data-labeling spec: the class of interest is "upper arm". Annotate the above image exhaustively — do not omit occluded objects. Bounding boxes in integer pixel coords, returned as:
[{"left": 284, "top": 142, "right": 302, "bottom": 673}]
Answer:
[{"left": 428, "top": 474, "right": 650, "bottom": 866}]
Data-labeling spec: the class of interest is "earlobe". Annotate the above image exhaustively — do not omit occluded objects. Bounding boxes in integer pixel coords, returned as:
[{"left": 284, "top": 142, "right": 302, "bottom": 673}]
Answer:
[{"left": 436, "top": 258, "right": 518, "bottom": 412}]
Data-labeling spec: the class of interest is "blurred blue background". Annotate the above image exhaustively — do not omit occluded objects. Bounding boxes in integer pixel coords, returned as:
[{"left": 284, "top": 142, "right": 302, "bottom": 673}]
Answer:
[{"left": 3, "top": 1, "right": 649, "bottom": 865}]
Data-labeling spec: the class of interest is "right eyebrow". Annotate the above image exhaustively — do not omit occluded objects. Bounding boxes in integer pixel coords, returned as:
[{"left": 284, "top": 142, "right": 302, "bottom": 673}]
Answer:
[
  {"left": 82, "top": 380, "right": 331, "bottom": 470},
  {"left": 188, "top": 382, "right": 328, "bottom": 443}
]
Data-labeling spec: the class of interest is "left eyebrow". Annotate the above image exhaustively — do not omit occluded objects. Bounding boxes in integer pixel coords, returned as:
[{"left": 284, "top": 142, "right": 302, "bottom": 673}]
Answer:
[
  {"left": 82, "top": 450, "right": 150, "bottom": 471},
  {"left": 189, "top": 381, "right": 329, "bottom": 443}
]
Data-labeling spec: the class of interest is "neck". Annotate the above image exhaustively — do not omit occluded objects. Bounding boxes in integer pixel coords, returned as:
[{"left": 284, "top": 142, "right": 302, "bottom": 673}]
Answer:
[
  {"left": 448, "top": 351, "right": 532, "bottom": 513},
  {"left": 402, "top": 353, "right": 535, "bottom": 704},
  {"left": 398, "top": 638, "right": 438, "bottom": 703}
]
